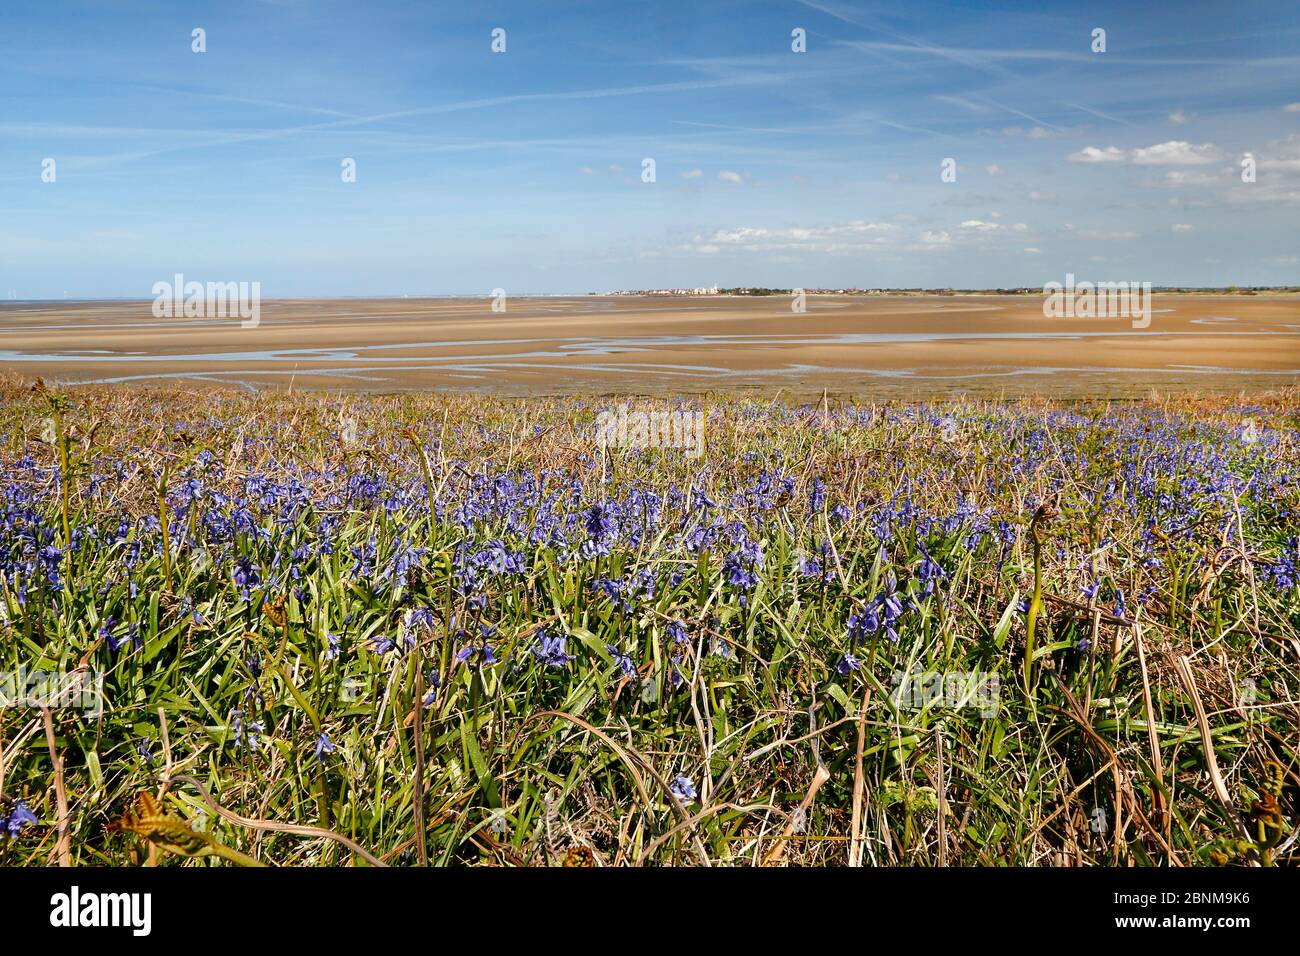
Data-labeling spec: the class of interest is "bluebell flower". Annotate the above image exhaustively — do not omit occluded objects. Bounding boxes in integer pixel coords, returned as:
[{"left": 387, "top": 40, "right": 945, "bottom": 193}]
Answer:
[
  {"left": 232, "top": 556, "right": 261, "bottom": 599},
  {"left": 386, "top": 541, "right": 427, "bottom": 589},
  {"left": 231, "top": 710, "right": 265, "bottom": 751},
  {"left": 585, "top": 503, "right": 616, "bottom": 539},
  {"left": 457, "top": 643, "right": 498, "bottom": 666},
  {"left": 670, "top": 775, "right": 697, "bottom": 802},
  {"left": 848, "top": 607, "right": 879, "bottom": 641},
  {"left": 881, "top": 591, "right": 904, "bottom": 624},
  {"left": 796, "top": 553, "right": 822, "bottom": 579},
  {"left": 402, "top": 607, "right": 437, "bottom": 648},
  {"left": 349, "top": 538, "right": 377, "bottom": 579},
  {"left": 1, "top": 800, "right": 38, "bottom": 838},
  {"left": 97, "top": 616, "right": 119, "bottom": 650},
  {"left": 723, "top": 552, "right": 758, "bottom": 590},
  {"left": 606, "top": 644, "right": 638, "bottom": 681},
  {"left": 422, "top": 672, "right": 442, "bottom": 707},
  {"left": 915, "top": 543, "right": 946, "bottom": 594},
  {"left": 314, "top": 732, "right": 336, "bottom": 763},
  {"left": 365, "top": 634, "right": 396, "bottom": 655},
  {"left": 532, "top": 629, "right": 574, "bottom": 668}
]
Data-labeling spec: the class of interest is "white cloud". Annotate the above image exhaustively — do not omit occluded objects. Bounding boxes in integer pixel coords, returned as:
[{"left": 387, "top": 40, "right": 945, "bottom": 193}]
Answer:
[
  {"left": 831, "top": 221, "right": 901, "bottom": 234},
  {"left": 718, "top": 170, "right": 744, "bottom": 184},
  {"left": 1265, "top": 255, "right": 1298, "bottom": 264},
  {"left": 710, "top": 227, "right": 770, "bottom": 243},
  {"left": 1027, "top": 190, "right": 1056, "bottom": 202},
  {"left": 681, "top": 168, "right": 702, "bottom": 179},
  {"left": 1224, "top": 135, "right": 1300, "bottom": 205},
  {"left": 686, "top": 221, "right": 902, "bottom": 255},
  {"left": 1171, "top": 223, "right": 1194, "bottom": 232},
  {"left": 984, "top": 164, "right": 1002, "bottom": 176},
  {"left": 1168, "top": 109, "right": 1189, "bottom": 124},
  {"left": 1285, "top": 103, "right": 1300, "bottom": 112},
  {"left": 1079, "top": 229, "right": 1139, "bottom": 240},
  {"left": 1002, "top": 125, "right": 1059, "bottom": 139},
  {"left": 1131, "top": 140, "right": 1221, "bottom": 166},
  {"left": 676, "top": 215, "right": 1037, "bottom": 258},
  {"left": 1258, "top": 135, "right": 1300, "bottom": 174},
  {"left": 1069, "top": 145, "right": 1126, "bottom": 164},
  {"left": 1164, "top": 170, "right": 1219, "bottom": 186},
  {"left": 1228, "top": 183, "right": 1300, "bottom": 205},
  {"left": 578, "top": 166, "right": 595, "bottom": 175},
  {"left": 1070, "top": 141, "right": 1224, "bottom": 170},
  {"left": 1023, "top": 247, "right": 1041, "bottom": 254}
]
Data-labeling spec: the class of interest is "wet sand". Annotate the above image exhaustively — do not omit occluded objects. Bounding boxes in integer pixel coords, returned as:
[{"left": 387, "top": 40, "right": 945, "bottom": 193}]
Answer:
[{"left": 1, "top": 294, "right": 1297, "bottom": 397}]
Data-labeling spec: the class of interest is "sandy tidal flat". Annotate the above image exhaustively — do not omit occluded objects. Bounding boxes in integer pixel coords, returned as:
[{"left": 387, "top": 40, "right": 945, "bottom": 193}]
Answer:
[{"left": 1, "top": 294, "right": 1297, "bottom": 396}]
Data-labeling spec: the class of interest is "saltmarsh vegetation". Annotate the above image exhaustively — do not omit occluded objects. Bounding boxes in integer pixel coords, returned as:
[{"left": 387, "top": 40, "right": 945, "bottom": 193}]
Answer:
[{"left": 0, "top": 379, "right": 1296, "bottom": 866}]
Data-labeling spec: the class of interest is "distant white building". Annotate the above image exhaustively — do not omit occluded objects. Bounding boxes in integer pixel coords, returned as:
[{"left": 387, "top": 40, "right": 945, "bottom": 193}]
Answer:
[{"left": 629, "top": 285, "right": 719, "bottom": 296}]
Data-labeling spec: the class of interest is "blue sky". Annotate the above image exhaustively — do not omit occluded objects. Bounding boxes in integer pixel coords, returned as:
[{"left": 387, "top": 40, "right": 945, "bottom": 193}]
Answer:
[{"left": 2, "top": 0, "right": 1298, "bottom": 296}]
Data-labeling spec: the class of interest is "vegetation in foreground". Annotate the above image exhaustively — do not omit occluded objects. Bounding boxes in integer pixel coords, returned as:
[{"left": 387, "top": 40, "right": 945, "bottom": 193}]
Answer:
[{"left": 1, "top": 380, "right": 1297, "bottom": 866}]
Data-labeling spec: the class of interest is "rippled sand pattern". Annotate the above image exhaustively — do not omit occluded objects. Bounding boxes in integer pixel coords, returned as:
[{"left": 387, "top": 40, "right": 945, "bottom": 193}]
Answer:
[{"left": 1, "top": 294, "right": 1297, "bottom": 397}]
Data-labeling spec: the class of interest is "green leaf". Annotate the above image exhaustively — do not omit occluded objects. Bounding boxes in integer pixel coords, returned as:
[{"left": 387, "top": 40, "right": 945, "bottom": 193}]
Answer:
[{"left": 460, "top": 722, "right": 500, "bottom": 808}]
